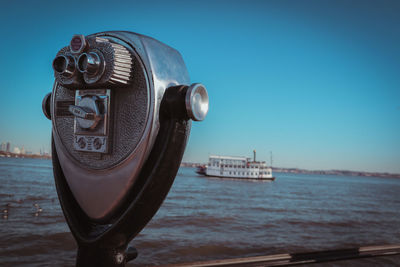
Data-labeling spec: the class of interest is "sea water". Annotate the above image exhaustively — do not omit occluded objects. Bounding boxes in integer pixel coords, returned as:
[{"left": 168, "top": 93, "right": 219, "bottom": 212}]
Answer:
[{"left": 1, "top": 158, "right": 399, "bottom": 266}]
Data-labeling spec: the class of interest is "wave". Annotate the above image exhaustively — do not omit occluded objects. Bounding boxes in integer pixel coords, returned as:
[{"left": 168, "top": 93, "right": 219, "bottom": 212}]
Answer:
[{"left": 148, "top": 215, "right": 237, "bottom": 229}]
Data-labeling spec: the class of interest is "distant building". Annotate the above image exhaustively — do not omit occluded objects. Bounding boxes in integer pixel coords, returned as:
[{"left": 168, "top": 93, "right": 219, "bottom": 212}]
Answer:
[
  {"left": 20, "top": 146, "right": 25, "bottom": 155},
  {"left": 6, "top": 142, "right": 10, "bottom": 153},
  {"left": 13, "top": 147, "right": 20, "bottom": 154},
  {"left": 0, "top": 142, "right": 5, "bottom": 151}
]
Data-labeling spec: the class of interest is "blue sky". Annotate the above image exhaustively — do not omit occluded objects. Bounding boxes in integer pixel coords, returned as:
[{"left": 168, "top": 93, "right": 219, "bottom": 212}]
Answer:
[{"left": 0, "top": 0, "right": 399, "bottom": 173}]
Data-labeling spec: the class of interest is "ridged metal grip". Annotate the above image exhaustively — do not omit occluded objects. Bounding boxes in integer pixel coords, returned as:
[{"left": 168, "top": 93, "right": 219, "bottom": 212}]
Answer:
[{"left": 96, "top": 37, "right": 133, "bottom": 85}]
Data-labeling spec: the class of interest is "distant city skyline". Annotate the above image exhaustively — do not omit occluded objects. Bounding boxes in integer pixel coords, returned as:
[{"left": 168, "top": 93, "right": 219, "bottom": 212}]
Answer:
[
  {"left": 0, "top": 0, "right": 399, "bottom": 173},
  {"left": 0, "top": 140, "right": 50, "bottom": 155}
]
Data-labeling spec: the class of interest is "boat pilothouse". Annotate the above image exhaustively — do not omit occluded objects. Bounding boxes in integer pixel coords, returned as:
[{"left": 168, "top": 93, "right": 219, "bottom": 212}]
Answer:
[{"left": 197, "top": 150, "right": 275, "bottom": 181}]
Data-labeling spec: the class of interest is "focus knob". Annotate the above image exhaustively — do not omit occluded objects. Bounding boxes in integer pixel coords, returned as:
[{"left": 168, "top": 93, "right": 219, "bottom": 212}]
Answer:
[{"left": 185, "top": 83, "right": 209, "bottom": 121}]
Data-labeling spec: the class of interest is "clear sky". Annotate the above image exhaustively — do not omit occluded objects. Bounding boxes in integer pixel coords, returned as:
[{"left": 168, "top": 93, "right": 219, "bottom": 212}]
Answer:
[{"left": 0, "top": 0, "right": 399, "bottom": 173}]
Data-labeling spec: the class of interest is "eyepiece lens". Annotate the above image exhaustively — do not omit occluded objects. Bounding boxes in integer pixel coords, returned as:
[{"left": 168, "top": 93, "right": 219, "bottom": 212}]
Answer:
[
  {"left": 77, "top": 52, "right": 101, "bottom": 76},
  {"left": 78, "top": 53, "right": 88, "bottom": 73},
  {"left": 53, "top": 56, "right": 67, "bottom": 73}
]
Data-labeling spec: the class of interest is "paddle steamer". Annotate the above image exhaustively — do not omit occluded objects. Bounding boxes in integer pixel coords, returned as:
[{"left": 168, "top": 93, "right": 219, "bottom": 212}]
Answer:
[{"left": 197, "top": 150, "right": 275, "bottom": 181}]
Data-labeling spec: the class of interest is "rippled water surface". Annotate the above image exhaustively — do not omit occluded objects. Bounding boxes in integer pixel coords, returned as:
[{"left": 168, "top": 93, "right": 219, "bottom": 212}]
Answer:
[{"left": 1, "top": 158, "right": 400, "bottom": 266}]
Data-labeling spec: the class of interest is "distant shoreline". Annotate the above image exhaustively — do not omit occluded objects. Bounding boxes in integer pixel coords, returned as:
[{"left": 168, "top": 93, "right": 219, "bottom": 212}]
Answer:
[
  {"left": 0, "top": 151, "right": 51, "bottom": 160},
  {"left": 1, "top": 154, "right": 398, "bottom": 179},
  {"left": 181, "top": 162, "right": 400, "bottom": 179}
]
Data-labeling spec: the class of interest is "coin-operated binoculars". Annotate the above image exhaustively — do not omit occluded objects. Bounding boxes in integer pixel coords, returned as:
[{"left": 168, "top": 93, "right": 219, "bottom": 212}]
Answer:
[{"left": 42, "top": 31, "right": 209, "bottom": 266}]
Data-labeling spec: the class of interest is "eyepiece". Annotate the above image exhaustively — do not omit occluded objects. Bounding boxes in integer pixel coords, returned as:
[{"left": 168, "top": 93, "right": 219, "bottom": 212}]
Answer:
[
  {"left": 53, "top": 56, "right": 66, "bottom": 73},
  {"left": 77, "top": 52, "right": 101, "bottom": 75},
  {"left": 52, "top": 55, "right": 76, "bottom": 77},
  {"left": 77, "top": 53, "right": 88, "bottom": 73}
]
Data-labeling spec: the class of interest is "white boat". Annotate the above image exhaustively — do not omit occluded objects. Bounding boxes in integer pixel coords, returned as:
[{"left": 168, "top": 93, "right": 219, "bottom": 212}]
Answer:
[{"left": 197, "top": 151, "right": 275, "bottom": 181}]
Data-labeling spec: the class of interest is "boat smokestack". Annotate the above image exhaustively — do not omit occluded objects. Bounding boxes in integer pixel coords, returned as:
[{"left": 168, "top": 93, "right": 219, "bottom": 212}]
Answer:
[{"left": 253, "top": 150, "right": 256, "bottom": 162}]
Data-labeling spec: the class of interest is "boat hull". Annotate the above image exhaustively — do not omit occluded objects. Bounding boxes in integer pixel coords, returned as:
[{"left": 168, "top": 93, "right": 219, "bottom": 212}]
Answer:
[{"left": 201, "top": 173, "right": 275, "bottom": 181}]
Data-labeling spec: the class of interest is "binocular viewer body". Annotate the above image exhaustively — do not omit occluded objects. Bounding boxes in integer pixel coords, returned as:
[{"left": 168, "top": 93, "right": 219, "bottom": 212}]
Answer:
[{"left": 43, "top": 31, "right": 208, "bottom": 266}]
